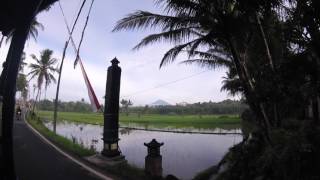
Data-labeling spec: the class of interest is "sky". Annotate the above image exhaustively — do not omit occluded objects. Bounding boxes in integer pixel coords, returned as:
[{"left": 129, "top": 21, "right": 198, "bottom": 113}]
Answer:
[{"left": 0, "top": 0, "right": 233, "bottom": 106}]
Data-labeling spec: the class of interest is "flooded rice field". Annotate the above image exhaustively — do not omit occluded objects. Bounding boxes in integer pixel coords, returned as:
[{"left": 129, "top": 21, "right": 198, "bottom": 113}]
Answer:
[{"left": 44, "top": 121, "right": 242, "bottom": 179}]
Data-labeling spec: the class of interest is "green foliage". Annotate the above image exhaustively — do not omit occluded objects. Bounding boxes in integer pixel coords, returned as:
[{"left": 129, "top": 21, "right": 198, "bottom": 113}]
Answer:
[
  {"left": 16, "top": 74, "right": 27, "bottom": 91},
  {"left": 120, "top": 99, "right": 133, "bottom": 116},
  {"left": 16, "top": 52, "right": 28, "bottom": 99},
  {"left": 37, "top": 99, "right": 93, "bottom": 112},
  {"left": 216, "top": 122, "right": 320, "bottom": 180},
  {"left": 27, "top": 115, "right": 94, "bottom": 157},
  {"left": 113, "top": 0, "right": 320, "bottom": 179},
  {"left": 37, "top": 99, "right": 246, "bottom": 115},
  {"left": 37, "top": 110, "right": 241, "bottom": 130},
  {"left": 5, "top": 18, "right": 44, "bottom": 43},
  {"left": 27, "top": 114, "right": 150, "bottom": 180},
  {"left": 131, "top": 100, "right": 247, "bottom": 115},
  {"left": 28, "top": 49, "right": 59, "bottom": 92},
  {"left": 16, "top": 73, "right": 28, "bottom": 99}
]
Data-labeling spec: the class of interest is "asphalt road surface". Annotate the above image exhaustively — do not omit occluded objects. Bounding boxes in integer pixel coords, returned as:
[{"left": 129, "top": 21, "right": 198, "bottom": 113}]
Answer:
[{"left": 13, "top": 119, "right": 102, "bottom": 180}]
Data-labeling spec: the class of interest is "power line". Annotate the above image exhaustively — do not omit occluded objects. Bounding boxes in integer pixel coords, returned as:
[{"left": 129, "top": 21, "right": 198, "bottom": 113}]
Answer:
[{"left": 121, "top": 70, "right": 209, "bottom": 98}]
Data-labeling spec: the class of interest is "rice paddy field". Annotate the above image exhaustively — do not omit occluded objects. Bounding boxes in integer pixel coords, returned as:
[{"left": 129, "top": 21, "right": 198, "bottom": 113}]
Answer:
[{"left": 38, "top": 111, "right": 241, "bottom": 129}]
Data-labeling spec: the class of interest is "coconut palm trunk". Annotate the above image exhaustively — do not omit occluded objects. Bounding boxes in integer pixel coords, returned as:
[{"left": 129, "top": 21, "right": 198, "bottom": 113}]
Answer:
[
  {"left": 256, "top": 13, "right": 281, "bottom": 127},
  {"left": 32, "top": 88, "right": 41, "bottom": 113},
  {"left": 0, "top": 11, "right": 35, "bottom": 179},
  {"left": 226, "top": 37, "right": 272, "bottom": 143}
]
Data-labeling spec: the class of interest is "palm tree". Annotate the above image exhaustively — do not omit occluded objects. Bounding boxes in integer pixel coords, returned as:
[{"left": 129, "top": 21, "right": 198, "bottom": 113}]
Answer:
[
  {"left": 4, "top": 18, "right": 44, "bottom": 44},
  {"left": 113, "top": 0, "right": 279, "bottom": 141},
  {"left": 28, "top": 49, "right": 58, "bottom": 111},
  {"left": 0, "top": 2, "right": 57, "bottom": 178}
]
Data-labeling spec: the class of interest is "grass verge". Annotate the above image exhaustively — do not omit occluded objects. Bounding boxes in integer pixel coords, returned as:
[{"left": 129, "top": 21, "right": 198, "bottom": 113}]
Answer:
[
  {"left": 27, "top": 114, "right": 149, "bottom": 180},
  {"left": 27, "top": 115, "right": 95, "bottom": 157}
]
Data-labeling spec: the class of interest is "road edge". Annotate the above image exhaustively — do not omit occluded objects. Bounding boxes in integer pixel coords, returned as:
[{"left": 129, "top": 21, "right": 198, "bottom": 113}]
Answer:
[{"left": 24, "top": 119, "right": 114, "bottom": 180}]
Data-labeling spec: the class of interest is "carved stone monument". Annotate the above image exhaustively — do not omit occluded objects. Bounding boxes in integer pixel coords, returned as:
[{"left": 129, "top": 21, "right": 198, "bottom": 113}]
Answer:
[{"left": 102, "top": 57, "right": 122, "bottom": 157}]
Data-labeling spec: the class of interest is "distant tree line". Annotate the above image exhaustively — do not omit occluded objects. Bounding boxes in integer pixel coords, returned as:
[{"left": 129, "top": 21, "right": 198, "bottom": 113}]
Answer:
[
  {"left": 37, "top": 99, "right": 94, "bottom": 113},
  {"left": 129, "top": 99, "right": 247, "bottom": 115},
  {"left": 37, "top": 99, "right": 246, "bottom": 115}
]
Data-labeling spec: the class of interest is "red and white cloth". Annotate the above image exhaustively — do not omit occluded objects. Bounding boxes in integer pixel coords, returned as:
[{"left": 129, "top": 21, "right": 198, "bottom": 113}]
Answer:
[{"left": 78, "top": 59, "right": 101, "bottom": 112}]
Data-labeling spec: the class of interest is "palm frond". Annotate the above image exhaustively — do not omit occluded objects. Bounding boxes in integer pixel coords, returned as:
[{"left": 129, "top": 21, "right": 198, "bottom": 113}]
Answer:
[
  {"left": 27, "top": 71, "right": 40, "bottom": 82},
  {"left": 28, "top": 28, "right": 38, "bottom": 41},
  {"left": 5, "top": 18, "right": 44, "bottom": 43},
  {"left": 160, "top": 39, "right": 200, "bottom": 67},
  {"left": 48, "top": 58, "right": 58, "bottom": 65},
  {"left": 28, "top": 49, "right": 58, "bottom": 91},
  {"left": 185, "top": 50, "right": 233, "bottom": 66},
  {"left": 180, "top": 58, "right": 230, "bottom": 69},
  {"left": 156, "top": 0, "right": 200, "bottom": 15},
  {"left": 221, "top": 77, "right": 243, "bottom": 96},
  {"left": 29, "top": 63, "right": 41, "bottom": 69},
  {"left": 49, "top": 74, "right": 57, "bottom": 83},
  {"left": 113, "top": 11, "right": 197, "bottom": 32},
  {"left": 30, "top": 54, "right": 40, "bottom": 64},
  {"left": 133, "top": 27, "right": 201, "bottom": 50}
]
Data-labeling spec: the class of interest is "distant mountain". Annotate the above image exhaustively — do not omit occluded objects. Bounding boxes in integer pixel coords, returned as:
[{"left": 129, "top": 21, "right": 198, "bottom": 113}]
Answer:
[{"left": 150, "top": 99, "right": 171, "bottom": 106}]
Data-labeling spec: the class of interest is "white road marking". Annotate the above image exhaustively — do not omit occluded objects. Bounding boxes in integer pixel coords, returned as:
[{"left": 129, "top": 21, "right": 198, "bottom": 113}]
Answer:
[{"left": 24, "top": 119, "right": 114, "bottom": 180}]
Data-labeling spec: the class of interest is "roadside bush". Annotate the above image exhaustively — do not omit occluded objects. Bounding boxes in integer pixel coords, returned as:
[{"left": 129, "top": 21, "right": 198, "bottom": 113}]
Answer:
[{"left": 216, "top": 122, "right": 320, "bottom": 180}]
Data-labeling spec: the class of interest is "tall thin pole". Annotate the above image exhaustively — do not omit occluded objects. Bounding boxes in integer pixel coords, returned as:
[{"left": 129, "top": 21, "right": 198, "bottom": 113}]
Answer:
[
  {"left": 53, "top": 42, "right": 67, "bottom": 133},
  {"left": 53, "top": 0, "right": 87, "bottom": 133}
]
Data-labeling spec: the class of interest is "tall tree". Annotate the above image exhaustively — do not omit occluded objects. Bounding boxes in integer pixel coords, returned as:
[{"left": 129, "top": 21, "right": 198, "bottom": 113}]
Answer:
[
  {"left": 120, "top": 99, "right": 133, "bottom": 116},
  {"left": 4, "top": 18, "right": 44, "bottom": 44},
  {"left": 113, "top": 0, "right": 283, "bottom": 142},
  {"left": 113, "top": 0, "right": 320, "bottom": 179},
  {"left": 28, "top": 49, "right": 58, "bottom": 111}
]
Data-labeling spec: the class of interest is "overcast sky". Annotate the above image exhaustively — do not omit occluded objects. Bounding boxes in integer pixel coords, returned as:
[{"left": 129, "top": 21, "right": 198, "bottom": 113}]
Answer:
[{"left": 0, "top": 0, "right": 233, "bottom": 106}]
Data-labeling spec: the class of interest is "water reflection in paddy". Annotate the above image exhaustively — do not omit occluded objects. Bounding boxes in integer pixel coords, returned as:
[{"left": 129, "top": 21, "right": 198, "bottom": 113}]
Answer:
[{"left": 44, "top": 121, "right": 242, "bottom": 180}]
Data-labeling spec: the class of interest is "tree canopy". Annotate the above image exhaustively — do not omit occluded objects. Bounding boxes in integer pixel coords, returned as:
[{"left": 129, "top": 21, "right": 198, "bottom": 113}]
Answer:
[{"left": 114, "top": 0, "right": 320, "bottom": 179}]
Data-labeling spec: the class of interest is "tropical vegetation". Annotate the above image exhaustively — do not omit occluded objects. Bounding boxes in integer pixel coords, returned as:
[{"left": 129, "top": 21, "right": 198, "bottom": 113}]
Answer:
[
  {"left": 28, "top": 49, "right": 59, "bottom": 110},
  {"left": 113, "top": 0, "right": 320, "bottom": 179},
  {"left": 35, "top": 99, "right": 246, "bottom": 115},
  {"left": 120, "top": 99, "right": 133, "bottom": 116},
  {"left": 0, "top": 18, "right": 44, "bottom": 48},
  {"left": 16, "top": 52, "right": 28, "bottom": 100}
]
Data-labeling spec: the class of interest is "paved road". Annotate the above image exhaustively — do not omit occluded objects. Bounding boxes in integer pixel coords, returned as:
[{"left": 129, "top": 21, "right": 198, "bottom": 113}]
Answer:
[{"left": 13, "top": 120, "right": 102, "bottom": 180}]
